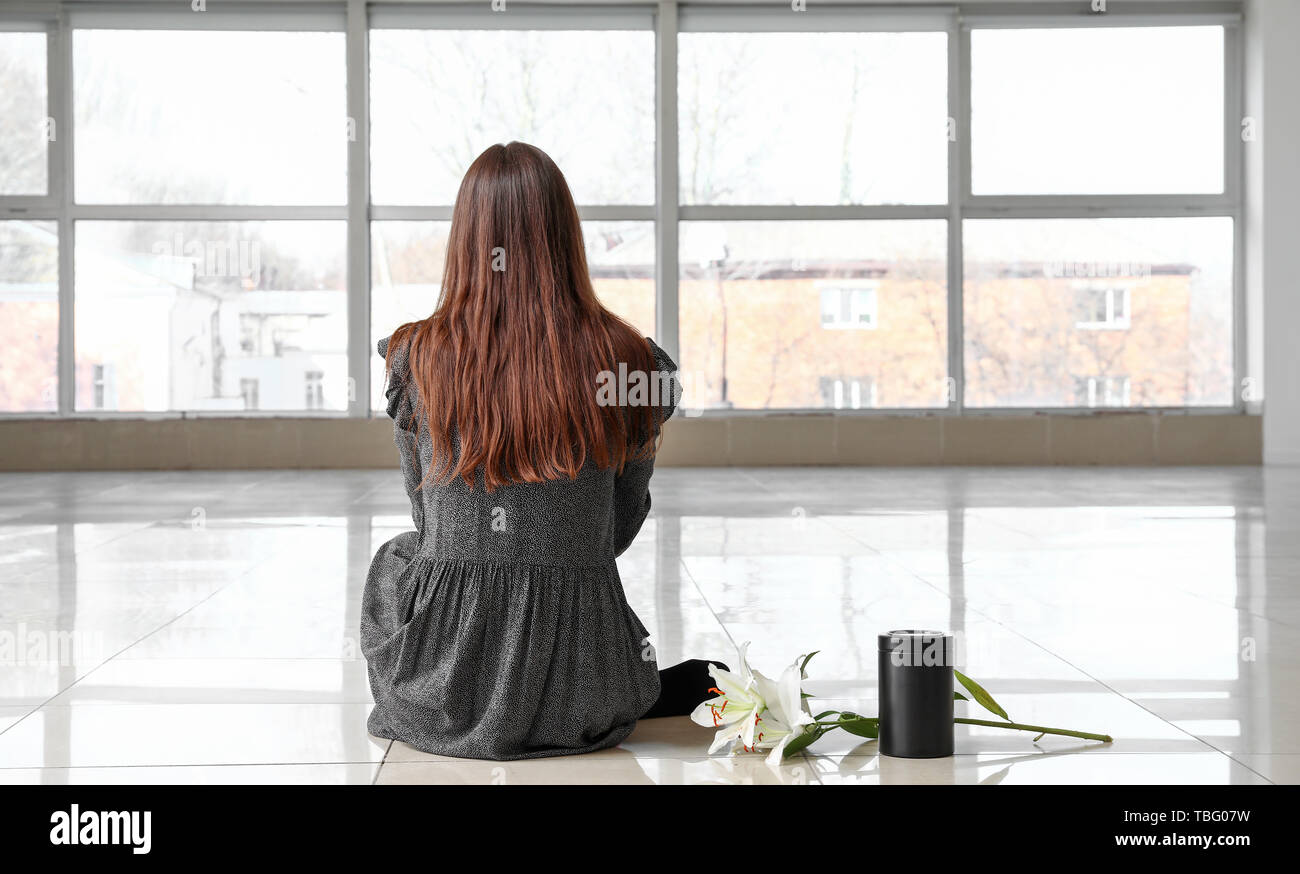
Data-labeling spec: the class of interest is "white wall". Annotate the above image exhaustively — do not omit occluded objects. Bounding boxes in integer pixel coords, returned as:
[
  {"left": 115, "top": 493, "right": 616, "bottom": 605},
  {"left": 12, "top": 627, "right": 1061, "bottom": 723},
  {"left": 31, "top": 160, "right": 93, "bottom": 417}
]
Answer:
[{"left": 1247, "top": 0, "right": 1300, "bottom": 464}]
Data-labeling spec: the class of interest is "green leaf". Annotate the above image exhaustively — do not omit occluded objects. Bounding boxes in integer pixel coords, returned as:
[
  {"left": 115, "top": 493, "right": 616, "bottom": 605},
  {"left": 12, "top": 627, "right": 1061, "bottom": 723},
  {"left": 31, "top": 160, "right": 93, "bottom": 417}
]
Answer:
[
  {"left": 782, "top": 726, "right": 823, "bottom": 758},
  {"left": 955, "top": 669, "right": 1011, "bottom": 721},
  {"left": 839, "top": 717, "right": 879, "bottom": 739},
  {"left": 813, "top": 710, "right": 839, "bottom": 721},
  {"left": 799, "top": 651, "right": 820, "bottom": 676},
  {"left": 800, "top": 692, "right": 815, "bottom": 699},
  {"left": 953, "top": 691, "right": 969, "bottom": 702}
]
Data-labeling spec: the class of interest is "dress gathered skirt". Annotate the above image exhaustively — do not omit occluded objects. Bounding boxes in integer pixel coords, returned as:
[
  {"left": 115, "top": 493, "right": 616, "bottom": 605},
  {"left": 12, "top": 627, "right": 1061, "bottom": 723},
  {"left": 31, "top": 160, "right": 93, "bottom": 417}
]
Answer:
[{"left": 361, "top": 335, "right": 676, "bottom": 760}]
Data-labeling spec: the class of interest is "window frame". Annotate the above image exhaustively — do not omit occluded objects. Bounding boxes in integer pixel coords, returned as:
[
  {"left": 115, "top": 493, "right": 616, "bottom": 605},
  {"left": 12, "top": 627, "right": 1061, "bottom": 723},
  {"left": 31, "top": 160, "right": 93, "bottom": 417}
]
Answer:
[
  {"left": 24, "top": 5, "right": 350, "bottom": 418},
  {"left": 674, "top": 7, "right": 953, "bottom": 413},
  {"left": 958, "top": 7, "right": 1244, "bottom": 414},
  {"left": 0, "top": 0, "right": 1247, "bottom": 421}
]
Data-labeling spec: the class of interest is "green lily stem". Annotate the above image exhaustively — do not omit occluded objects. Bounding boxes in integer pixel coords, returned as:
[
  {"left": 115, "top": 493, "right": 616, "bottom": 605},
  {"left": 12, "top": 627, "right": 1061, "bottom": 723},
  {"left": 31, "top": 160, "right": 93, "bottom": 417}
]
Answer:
[
  {"left": 807, "top": 715, "right": 1112, "bottom": 744},
  {"left": 955, "top": 717, "right": 1113, "bottom": 744}
]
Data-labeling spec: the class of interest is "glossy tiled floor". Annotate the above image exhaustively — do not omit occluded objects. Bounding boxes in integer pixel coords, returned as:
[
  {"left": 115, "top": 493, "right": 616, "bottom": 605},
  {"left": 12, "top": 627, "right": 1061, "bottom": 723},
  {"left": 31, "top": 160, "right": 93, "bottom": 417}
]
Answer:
[{"left": 1, "top": 466, "right": 1297, "bottom": 785}]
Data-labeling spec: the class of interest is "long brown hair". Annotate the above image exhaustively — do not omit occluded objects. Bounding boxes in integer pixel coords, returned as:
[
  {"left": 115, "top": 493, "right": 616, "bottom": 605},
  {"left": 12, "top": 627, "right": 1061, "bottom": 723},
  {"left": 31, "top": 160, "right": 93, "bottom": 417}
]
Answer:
[{"left": 387, "top": 142, "right": 658, "bottom": 491}]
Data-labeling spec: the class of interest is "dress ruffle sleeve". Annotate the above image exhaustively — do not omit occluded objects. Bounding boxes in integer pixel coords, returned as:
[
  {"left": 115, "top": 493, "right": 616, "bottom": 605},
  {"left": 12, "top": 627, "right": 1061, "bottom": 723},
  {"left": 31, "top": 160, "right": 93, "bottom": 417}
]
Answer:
[
  {"left": 377, "top": 335, "right": 417, "bottom": 434},
  {"left": 612, "top": 338, "right": 679, "bottom": 557},
  {"left": 378, "top": 334, "right": 425, "bottom": 531}
]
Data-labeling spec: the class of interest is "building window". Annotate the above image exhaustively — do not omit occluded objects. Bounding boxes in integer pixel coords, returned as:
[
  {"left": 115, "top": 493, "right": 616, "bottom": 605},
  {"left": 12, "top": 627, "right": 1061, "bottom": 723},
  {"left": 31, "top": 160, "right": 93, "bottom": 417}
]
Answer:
[
  {"left": 91, "top": 363, "right": 115, "bottom": 410},
  {"left": 304, "top": 370, "right": 325, "bottom": 410},
  {"left": 819, "top": 376, "right": 876, "bottom": 410},
  {"left": 819, "top": 282, "right": 878, "bottom": 330},
  {"left": 240, "top": 378, "right": 260, "bottom": 411},
  {"left": 1074, "top": 375, "right": 1131, "bottom": 408},
  {"left": 239, "top": 314, "right": 259, "bottom": 356},
  {"left": 1074, "top": 284, "right": 1131, "bottom": 330}
]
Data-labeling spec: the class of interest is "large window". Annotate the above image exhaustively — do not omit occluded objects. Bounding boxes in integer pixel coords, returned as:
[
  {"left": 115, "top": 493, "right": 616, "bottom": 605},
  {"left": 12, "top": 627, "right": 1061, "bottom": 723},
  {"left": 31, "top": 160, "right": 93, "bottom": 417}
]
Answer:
[
  {"left": 0, "top": 5, "right": 1244, "bottom": 420},
  {"left": 964, "top": 21, "right": 1235, "bottom": 409},
  {"left": 67, "top": 25, "right": 348, "bottom": 413}
]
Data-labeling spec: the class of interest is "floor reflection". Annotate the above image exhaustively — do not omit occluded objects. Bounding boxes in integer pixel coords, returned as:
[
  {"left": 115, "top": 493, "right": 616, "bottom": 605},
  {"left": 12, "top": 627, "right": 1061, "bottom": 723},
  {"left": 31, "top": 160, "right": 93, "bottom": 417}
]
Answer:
[{"left": 0, "top": 466, "right": 1295, "bottom": 783}]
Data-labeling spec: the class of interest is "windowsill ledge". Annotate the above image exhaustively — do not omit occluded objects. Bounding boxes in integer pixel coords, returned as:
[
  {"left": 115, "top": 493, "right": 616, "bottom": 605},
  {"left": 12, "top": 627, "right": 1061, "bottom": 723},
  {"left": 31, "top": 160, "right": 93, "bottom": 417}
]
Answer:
[{"left": 0, "top": 411, "right": 1263, "bottom": 469}]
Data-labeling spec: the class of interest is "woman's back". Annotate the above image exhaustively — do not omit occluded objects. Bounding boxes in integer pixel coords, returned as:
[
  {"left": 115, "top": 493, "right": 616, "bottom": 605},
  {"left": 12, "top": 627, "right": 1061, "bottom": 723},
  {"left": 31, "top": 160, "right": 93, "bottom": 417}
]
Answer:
[
  {"left": 379, "top": 334, "right": 676, "bottom": 569},
  {"left": 361, "top": 142, "right": 677, "bottom": 760}
]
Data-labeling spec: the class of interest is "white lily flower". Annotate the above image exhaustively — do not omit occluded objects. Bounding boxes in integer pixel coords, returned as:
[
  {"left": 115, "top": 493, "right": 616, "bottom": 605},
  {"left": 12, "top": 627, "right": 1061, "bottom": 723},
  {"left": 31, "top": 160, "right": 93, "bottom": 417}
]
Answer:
[
  {"left": 690, "top": 641, "right": 766, "bottom": 754},
  {"left": 752, "top": 660, "right": 817, "bottom": 766}
]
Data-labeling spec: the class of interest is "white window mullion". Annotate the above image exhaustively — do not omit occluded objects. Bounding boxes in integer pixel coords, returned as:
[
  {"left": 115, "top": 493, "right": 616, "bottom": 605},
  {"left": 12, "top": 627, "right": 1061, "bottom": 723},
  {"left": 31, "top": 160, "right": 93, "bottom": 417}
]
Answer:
[
  {"left": 53, "top": 12, "right": 74, "bottom": 416},
  {"left": 1227, "top": 21, "right": 1247, "bottom": 412},
  {"left": 67, "top": 205, "right": 348, "bottom": 221},
  {"left": 346, "top": 0, "right": 370, "bottom": 418},
  {"left": 949, "top": 14, "right": 966, "bottom": 413},
  {"left": 679, "top": 205, "right": 946, "bottom": 220},
  {"left": 655, "top": 0, "right": 679, "bottom": 364}
]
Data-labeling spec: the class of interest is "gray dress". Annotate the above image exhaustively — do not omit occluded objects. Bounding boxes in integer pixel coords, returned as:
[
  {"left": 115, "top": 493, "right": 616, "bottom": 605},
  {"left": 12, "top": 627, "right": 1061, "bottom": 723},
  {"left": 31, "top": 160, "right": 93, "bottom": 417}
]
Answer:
[{"left": 362, "top": 335, "right": 677, "bottom": 760}]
